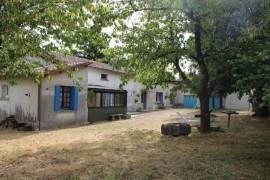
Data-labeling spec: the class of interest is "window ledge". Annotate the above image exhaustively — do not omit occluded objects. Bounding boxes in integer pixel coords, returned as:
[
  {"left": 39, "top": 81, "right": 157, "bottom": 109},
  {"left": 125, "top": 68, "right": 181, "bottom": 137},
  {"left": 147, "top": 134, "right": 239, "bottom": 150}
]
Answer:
[
  {"left": 101, "top": 78, "right": 108, "bottom": 81},
  {"left": 57, "top": 109, "right": 76, "bottom": 113}
]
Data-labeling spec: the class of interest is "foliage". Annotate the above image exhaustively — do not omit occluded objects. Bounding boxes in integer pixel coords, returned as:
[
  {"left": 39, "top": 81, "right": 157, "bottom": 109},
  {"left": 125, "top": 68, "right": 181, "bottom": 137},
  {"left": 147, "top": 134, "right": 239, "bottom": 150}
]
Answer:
[
  {"left": 69, "top": 1, "right": 121, "bottom": 60},
  {"left": 110, "top": 0, "right": 263, "bottom": 132},
  {"left": 0, "top": 0, "right": 117, "bottom": 83},
  {"left": 232, "top": 0, "right": 270, "bottom": 115},
  {"left": 111, "top": 0, "right": 249, "bottom": 91}
]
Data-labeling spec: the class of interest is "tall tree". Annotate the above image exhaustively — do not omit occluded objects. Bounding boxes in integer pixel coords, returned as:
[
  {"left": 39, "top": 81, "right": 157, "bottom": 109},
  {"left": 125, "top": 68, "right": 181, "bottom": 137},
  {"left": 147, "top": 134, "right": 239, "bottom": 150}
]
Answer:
[
  {"left": 111, "top": 0, "right": 259, "bottom": 133},
  {"left": 0, "top": 0, "right": 117, "bottom": 83},
  {"left": 232, "top": 0, "right": 270, "bottom": 116}
]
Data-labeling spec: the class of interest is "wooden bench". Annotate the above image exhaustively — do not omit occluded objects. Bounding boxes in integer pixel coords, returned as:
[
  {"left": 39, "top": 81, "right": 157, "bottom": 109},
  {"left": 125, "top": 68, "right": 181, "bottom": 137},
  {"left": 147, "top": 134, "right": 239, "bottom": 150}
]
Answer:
[
  {"left": 121, "top": 114, "right": 131, "bottom": 120},
  {"left": 109, "top": 114, "right": 123, "bottom": 121},
  {"left": 109, "top": 114, "right": 131, "bottom": 121}
]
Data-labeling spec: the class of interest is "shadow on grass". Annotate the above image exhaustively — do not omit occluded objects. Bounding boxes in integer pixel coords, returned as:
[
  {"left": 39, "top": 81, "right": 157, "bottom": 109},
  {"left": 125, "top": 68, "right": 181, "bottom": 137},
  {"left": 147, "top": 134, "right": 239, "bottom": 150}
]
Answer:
[{"left": 0, "top": 129, "right": 37, "bottom": 141}]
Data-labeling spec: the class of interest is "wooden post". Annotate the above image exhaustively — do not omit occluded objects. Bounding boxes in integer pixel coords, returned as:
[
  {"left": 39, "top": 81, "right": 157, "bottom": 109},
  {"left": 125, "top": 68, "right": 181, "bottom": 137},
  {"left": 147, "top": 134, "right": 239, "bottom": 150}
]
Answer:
[{"left": 227, "top": 114, "right": 231, "bottom": 128}]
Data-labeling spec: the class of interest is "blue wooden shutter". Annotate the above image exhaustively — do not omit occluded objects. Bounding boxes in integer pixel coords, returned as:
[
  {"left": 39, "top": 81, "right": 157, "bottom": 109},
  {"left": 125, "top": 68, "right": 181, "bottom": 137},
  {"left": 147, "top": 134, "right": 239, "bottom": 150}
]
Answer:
[
  {"left": 209, "top": 97, "right": 213, "bottom": 110},
  {"left": 214, "top": 96, "right": 221, "bottom": 109},
  {"left": 54, "top": 86, "right": 61, "bottom": 112},
  {"left": 71, "top": 87, "right": 79, "bottom": 111}
]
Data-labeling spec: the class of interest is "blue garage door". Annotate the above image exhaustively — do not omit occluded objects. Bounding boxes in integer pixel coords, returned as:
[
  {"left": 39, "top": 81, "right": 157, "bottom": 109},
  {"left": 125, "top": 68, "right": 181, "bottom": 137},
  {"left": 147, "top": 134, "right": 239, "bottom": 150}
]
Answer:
[
  {"left": 209, "top": 96, "right": 221, "bottom": 109},
  {"left": 184, "top": 95, "right": 198, "bottom": 108},
  {"left": 184, "top": 95, "right": 221, "bottom": 109}
]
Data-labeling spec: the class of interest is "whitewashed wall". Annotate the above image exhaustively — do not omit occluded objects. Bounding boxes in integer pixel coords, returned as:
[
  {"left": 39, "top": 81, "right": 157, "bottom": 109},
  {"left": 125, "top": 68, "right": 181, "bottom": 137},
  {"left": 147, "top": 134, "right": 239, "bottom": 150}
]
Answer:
[
  {"left": 40, "top": 68, "right": 88, "bottom": 129},
  {"left": 88, "top": 67, "right": 144, "bottom": 111},
  {"left": 88, "top": 67, "right": 122, "bottom": 89},
  {"left": 224, "top": 93, "right": 251, "bottom": 110},
  {"left": 124, "top": 80, "right": 145, "bottom": 111},
  {"left": 174, "top": 91, "right": 184, "bottom": 105},
  {"left": 154, "top": 84, "right": 184, "bottom": 106},
  {"left": 144, "top": 85, "right": 184, "bottom": 111},
  {"left": 0, "top": 79, "right": 38, "bottom": 126},
  {"left": 87, "top": 67, "right": 183, "bottom": 112}
]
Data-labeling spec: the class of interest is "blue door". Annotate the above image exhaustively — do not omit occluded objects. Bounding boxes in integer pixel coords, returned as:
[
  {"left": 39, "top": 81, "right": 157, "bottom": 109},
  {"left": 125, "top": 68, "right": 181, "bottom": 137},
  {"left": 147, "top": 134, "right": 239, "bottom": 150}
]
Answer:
[
  {"left": 209, "top": 96, "right": 221, "bottom": 109},
  {"left": 183, "top": 95, "right": 198, "bottom": 108},
  {"left": 209, "top": 97, "right": 213, "bottom": 110},
  {"left": 214, "top": 96, "right": 221, "bottom": 109}
]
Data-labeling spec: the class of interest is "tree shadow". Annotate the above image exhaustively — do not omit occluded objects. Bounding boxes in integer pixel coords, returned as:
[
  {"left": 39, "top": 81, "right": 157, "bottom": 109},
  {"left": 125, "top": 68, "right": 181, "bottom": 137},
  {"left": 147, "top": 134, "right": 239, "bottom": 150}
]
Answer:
[
  {"left": 0, "top": 129, "right": 37, "bottom": 140},
  {"left": 1, "top": 120, "right": 269, "bottom": 180}
]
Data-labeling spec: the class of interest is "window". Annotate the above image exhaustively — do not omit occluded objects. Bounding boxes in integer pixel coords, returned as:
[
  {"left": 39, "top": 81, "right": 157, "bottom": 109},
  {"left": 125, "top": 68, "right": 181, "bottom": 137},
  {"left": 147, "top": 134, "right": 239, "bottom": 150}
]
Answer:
[
  {"left": 114, "top": 93, "right": 126, "bottom": 107},
  {"left": 156, "top": 92, "right": 163, "bottom": 104},
  {"left": 54, "top": 86, "right": 78, "bottom": 112},
  {"left": 88, "top": 90, "right": 101, "bottom": 107},
  {"left": 101, "top": 74, "right": 108, "bottom": 80},
  {"left": 60, "top": 86, "right": 72, "bottom": 109},
  {"left": 102, "top": 93, "right": 114, "bottom": 107},
  {"left": 1, "top": 85, "right": 9, "bottom": 100},
  {"left": 88, "top": 89, "right": 126, "bottom": 108},
  {"left": 95, "top": 93, "right": 101, "bottom": 107},
  {"left": 141, "top": 93, "right": 146, "bottom": 103}
]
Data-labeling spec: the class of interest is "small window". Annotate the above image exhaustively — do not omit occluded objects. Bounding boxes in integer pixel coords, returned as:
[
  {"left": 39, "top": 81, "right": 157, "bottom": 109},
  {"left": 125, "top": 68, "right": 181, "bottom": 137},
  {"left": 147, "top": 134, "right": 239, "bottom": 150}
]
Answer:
[
  {"left": 1, "top": 85, "right": 9, "bottom": 99},
  {"left": 101, "top": 74, "right": 108, "bottom": 80},
  {"left": 60, "top": 86, "right": 72, "bottom": 110}
]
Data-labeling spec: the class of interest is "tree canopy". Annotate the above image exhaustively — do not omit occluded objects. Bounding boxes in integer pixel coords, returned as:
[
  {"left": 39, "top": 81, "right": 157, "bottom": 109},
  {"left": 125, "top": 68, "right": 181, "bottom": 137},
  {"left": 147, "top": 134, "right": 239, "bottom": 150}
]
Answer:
[
  {"left": 232, "top": 1, "right": 270, "bottom": 115},
  {"left": 109, "top": 0, "right": 269, "bottom": 132},
  {"left": 0, "top": 0, "right": 118, "bottom": 83},
  {"left": 1, "top": 0, "right": 269, "bottom": 132}
]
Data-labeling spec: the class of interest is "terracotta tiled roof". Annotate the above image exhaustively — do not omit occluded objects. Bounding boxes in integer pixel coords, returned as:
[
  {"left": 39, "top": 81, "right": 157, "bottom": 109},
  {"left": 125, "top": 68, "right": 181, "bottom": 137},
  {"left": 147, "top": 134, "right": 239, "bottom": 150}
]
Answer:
[
  {"left": 32, "top": 52, "right": 124, "bottom": 74},
  {"left": 34, "top": 53, "right": 92, "bottom": 74}
]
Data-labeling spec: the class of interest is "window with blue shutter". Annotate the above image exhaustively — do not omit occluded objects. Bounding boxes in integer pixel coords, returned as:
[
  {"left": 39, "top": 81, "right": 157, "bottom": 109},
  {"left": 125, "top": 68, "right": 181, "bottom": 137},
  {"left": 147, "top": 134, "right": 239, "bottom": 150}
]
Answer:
[
  {"left": 54, "top": 86, "right": 61, "bottom": 112},
  {"left": 71, "top": 87, "right": 79, "bottom": 111},
  {"left": 54, "top": 86, "right": 79, "bottom": 112}
]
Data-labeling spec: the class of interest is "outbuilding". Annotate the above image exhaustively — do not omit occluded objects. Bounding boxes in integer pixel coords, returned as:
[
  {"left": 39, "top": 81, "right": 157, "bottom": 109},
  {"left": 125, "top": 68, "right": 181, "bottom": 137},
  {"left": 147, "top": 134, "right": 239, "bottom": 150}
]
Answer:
[
  {"left": 0, "top": 54, "right": 91, "bottom": 130},
  {"left": 87, "top": 61, "right": 183, "bottom": 120}
]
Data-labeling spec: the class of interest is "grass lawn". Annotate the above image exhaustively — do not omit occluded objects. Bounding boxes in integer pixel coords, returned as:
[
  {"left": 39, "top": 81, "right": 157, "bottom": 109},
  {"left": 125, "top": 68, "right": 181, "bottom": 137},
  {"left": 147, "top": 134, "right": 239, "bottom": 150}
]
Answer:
[{"left": 0, "top": 109, "right": 269, "bottom": 180}]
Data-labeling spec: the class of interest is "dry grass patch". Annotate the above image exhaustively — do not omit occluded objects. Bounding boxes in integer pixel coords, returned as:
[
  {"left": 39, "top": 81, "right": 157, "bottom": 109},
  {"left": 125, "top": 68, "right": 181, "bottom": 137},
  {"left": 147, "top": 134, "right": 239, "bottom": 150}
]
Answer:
[{"left": 0, "top": 115, "right": 269, "bottom": 180}]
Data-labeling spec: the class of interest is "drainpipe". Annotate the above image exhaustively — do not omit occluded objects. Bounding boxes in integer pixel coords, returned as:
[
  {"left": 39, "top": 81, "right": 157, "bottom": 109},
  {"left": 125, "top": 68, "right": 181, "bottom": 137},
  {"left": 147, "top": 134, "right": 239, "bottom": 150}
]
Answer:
[{"left": 38, "top": 83, "right": 42, "bottom": 130}]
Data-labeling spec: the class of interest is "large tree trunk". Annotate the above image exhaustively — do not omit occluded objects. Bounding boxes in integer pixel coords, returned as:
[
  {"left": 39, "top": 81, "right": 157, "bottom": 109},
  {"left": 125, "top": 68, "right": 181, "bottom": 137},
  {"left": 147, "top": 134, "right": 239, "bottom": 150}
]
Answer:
[
  {"left": 194, "top": 20, "right": 211, "bottom": 133},
  {"left": 254, "top": 106, "right": 269, "bottom": 116},
  {"left": 198, "top": 64, "right": 211, "bottom": 133},
  {"left": 198, "top": 70, "right": 211, "bottom": 133},
  {"left": 252, "top": 89, "right": 269, "bottom": 116},
  {"left": 199, "top": 94, "right": 210, "bottom": 133}
]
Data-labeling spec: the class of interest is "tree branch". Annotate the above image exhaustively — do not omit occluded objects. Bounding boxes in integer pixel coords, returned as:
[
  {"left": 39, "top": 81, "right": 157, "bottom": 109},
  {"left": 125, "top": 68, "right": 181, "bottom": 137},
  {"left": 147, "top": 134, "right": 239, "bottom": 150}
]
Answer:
[
  {"left": 173, "top": 58, "right": 191, "bottom": 85},
  {"left": 127, "top": 0, "right": 205, "bottom": 24},
  {"left": 202, "top": 46, "right": 214, "bottom": 58}
]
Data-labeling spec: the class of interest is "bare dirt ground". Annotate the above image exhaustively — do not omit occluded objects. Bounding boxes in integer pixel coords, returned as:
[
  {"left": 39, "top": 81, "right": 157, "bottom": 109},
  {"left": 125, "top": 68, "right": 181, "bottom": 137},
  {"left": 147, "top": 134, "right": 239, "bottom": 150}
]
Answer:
[{"left": 0, "top": 108, "right": 269, "bottom": 180}]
